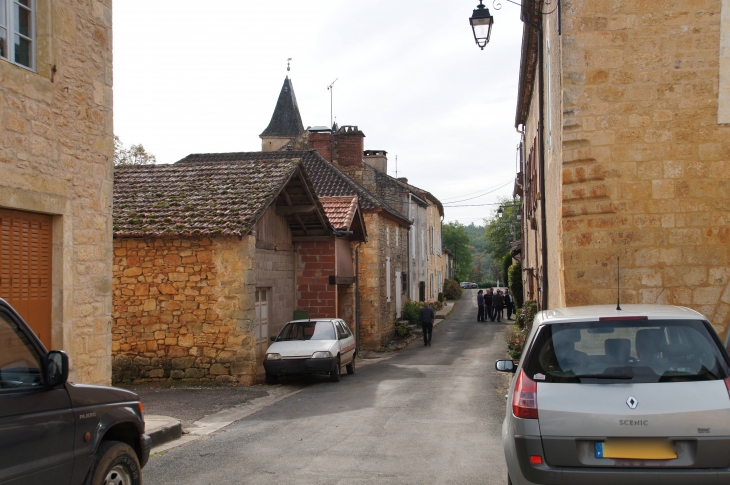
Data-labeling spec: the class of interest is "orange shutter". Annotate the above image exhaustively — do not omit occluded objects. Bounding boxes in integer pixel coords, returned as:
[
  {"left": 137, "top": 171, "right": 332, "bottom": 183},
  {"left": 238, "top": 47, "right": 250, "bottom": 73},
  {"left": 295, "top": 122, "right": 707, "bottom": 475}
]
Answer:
[{"left": 0, "top": 208, "right": 53, "bottom": 348}]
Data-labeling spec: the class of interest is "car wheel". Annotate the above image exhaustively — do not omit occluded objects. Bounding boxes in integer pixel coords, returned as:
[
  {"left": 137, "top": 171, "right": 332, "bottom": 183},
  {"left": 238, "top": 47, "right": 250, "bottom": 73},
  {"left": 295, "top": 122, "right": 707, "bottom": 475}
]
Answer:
[
  {"left": 346, "top": 355, "right": 355, "bottom": 375},
  {"left": 265, "top": 373, "right": 278, "bottom": 385},
  {"left": 330, "top": 357, "right": 341, "bottom": 382},
  {"left": 90, "top": 440, "right": 141, "bottom": 485}
]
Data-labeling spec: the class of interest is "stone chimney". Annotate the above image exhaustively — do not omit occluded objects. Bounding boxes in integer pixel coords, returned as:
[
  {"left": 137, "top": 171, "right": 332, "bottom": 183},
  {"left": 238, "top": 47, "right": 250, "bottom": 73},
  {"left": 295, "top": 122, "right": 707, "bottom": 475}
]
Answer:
[
  {"left": 363, "top": 150, "right": 387, "bottom": 173},
  {"left": 397, "top": 177, "right": 408, "bottom": 185},
  {"left": 334, "top": 126, "right": 365, "bottom": 168},
  {"left": 308, "top": 128, "right": 334, "bottom": 161}
]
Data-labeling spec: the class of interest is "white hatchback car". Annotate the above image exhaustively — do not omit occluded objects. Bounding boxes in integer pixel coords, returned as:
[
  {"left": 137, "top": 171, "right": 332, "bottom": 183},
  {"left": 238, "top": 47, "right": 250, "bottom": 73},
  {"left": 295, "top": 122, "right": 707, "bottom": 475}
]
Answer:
[
  {"left": 496, "top": 304, "right": 730, "bottom": 485},
  {"left": 263, "top": 319, "right": 356, "bottom": 384}
]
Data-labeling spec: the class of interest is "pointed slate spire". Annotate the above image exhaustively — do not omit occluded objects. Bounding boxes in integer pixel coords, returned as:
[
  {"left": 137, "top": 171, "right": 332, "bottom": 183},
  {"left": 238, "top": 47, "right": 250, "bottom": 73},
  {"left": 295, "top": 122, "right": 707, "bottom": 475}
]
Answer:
[{"left": 260, "top": 77, "right": 304, "bottom": 138}]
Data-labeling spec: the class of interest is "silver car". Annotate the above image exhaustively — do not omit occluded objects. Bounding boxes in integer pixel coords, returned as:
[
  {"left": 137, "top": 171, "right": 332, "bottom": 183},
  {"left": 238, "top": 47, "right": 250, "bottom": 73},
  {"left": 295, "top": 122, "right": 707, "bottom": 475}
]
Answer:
[{"left": 496, "top": 304, "right": 730, "bottom": 484}]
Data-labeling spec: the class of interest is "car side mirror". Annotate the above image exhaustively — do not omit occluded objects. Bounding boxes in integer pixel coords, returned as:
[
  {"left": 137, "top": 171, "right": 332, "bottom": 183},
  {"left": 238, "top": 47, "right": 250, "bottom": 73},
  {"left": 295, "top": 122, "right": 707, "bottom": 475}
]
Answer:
[
  {"left": 270, "top": 336, "right": 277, "bottom": 342},
  {"left": 495, "top": 360, "right": 518, "bottom": 373},
  {"left": 46, "top": 351, "right": 69, "bottom": 388}
]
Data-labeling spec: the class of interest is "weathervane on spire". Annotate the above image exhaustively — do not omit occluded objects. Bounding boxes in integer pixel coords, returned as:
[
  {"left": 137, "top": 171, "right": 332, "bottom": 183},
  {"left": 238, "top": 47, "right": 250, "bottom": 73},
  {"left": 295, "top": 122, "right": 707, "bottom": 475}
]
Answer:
[{"left": 287, "top": 58, "right": 292, "bottom": 74}]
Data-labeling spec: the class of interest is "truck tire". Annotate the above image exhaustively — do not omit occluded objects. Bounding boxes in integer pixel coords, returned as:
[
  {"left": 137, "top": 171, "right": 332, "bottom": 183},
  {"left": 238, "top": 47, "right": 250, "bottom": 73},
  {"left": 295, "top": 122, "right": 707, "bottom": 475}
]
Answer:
[{"left": 91, "top": 440, "right": 142, "bottom": 485}]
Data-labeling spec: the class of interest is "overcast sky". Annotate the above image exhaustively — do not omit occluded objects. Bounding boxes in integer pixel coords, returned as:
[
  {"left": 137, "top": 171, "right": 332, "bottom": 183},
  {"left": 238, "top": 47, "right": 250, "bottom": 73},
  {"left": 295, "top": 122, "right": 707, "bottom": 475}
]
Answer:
[{"left": 113, "top": 1, "right": 524, "bottom": 225}]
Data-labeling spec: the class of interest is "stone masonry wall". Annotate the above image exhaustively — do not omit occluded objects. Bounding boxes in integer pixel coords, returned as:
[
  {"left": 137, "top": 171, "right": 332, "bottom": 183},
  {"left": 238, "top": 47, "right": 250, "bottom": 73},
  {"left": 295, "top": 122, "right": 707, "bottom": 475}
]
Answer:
[
  {"left": 112, "top": 236, "right": 259, "bottom": 385},
  {"left": 0, "top": 0, "right": 114, "bottom": 384},
  {"left": 359, "top": 213, "right": 407, "bottom": 348},
  {"left": 561, "top": 0, "right": 730, "bottom": 337}
]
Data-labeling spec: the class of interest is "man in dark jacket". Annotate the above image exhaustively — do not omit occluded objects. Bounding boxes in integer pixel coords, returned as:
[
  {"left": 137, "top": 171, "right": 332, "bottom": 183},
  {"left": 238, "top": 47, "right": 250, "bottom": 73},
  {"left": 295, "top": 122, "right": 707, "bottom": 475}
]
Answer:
[
  {"left": 419, "top": 304, "right": 435, "bottom": 346},
  {"left": 505, "top": 289, "right": 514, "bottom": 320},
  {"left": 484, "top": 289, "right": 494, "bottom": 322},
  {"left": 493, "top": 290, "right": 504, "bottom": 322},
  {"left": 477, "top": 290, "right": 485, "bottom": 322}
]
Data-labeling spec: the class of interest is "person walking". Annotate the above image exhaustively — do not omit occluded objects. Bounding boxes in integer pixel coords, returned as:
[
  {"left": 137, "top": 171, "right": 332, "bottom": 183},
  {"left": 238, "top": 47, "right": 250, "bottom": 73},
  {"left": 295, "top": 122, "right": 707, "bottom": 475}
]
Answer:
[
  {"left": 477, "top": 290, "right": 485, "bottom": 322},
  {"left": 484, "top": 288, "right": 494, "bottom": 322},
  {"left": 419, "top": 303, "right": 435, "bottom": 346},
  {"left": 493, "top": 290, "right": 505, "bottom": 322},
  {"left": 505, "top": 289, "right": 514, "bottom": 321}
]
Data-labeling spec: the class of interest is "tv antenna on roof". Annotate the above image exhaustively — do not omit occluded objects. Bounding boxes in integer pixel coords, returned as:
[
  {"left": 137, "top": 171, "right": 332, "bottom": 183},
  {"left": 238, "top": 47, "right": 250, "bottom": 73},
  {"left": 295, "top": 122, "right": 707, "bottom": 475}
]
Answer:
[
  {"left": 395, "top": 155, "right": 398, "bottom": 178},
  {"left": 327, "top": 78, "right": 338, "bottom": 129},
  {"left": 287, "top": 58, "right": 292, "bottom": 74}
]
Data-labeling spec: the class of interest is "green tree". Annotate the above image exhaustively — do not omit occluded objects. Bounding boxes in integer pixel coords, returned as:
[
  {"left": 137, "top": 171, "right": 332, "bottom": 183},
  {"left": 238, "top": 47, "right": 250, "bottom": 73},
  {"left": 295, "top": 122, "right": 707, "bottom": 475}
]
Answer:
[
  {"left": 114, "top": 136, "right": 157, "bottom": 166},
  {"left": 508, "top": 262, "right": 524, "bottom": 309},
  {"left": 501, "top": 253, "right": 512, "bottom": 286},
  {"left": 442, "top": 222, "right": 472, "bottom": 281},
  {"left": 484, "top": 197, "right": 520, "bottom": 259}
]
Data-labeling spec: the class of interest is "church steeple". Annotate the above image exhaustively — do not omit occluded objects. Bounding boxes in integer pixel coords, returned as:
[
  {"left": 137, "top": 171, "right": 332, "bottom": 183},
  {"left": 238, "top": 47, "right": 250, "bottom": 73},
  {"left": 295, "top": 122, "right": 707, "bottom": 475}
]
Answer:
[{"left": 260, "top": 76, "right": 304, "bottom": 151}]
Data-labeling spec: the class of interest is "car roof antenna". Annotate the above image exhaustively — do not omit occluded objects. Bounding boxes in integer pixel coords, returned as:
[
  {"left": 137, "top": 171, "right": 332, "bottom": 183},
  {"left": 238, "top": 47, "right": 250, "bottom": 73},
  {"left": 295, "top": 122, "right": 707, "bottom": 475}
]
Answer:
[{"left": 616, "top": 256, "right": 622, "bottom": 311}]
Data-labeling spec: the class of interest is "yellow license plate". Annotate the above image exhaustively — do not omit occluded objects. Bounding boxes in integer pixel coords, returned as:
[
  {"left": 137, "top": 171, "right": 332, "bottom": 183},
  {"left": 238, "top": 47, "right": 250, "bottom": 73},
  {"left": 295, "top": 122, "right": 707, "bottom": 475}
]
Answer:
[{"left": 595, "top": 439, "right": 677, "bottom": 460}]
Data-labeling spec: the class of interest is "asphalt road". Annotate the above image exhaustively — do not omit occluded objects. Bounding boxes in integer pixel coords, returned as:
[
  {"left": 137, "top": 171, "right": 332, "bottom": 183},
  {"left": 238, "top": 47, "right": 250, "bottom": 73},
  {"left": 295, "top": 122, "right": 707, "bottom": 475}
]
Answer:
[{"left": 144, "top": 290, "right": 511, "bottom": 485}]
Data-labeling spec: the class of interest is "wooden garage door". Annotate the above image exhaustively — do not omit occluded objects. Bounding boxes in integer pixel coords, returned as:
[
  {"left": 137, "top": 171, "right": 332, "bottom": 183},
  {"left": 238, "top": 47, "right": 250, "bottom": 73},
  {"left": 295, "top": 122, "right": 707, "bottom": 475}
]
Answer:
[{"left": 0, "top": 209, "right": 53, "bottom": 348}]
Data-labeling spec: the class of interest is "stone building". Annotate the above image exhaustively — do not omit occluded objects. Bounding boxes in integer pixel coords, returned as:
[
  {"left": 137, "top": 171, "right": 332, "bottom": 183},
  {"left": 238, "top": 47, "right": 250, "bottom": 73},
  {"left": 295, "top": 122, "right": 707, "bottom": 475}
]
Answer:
[
  {"left": 111, "top": 158, "right": 330, "bottom": 384},
  {"left": 349, "top": 160, "right": 447, "bottom": 303},
  {"left": 0, "top": 1, "right": 114, "bottom": 384},
  {"left": 179, "top": 148, "right": 408, "bottom": 349},
  {"left": 515, "top": 0, "right": 730, "bottom": 341}
]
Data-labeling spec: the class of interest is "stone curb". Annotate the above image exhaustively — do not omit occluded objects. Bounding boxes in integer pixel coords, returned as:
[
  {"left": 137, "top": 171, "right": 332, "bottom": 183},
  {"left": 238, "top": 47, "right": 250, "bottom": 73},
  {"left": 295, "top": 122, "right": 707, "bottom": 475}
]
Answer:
[{"left": 145, "top": 415, "right": 183, "bottom": 448}]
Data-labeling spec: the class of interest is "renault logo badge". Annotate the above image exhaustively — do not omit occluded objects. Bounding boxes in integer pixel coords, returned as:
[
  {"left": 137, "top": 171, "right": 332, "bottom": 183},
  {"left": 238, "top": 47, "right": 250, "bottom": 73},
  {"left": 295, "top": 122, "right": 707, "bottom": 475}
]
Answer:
[{"left": 626, "top": 396, "right": 638, "bottom": 409}]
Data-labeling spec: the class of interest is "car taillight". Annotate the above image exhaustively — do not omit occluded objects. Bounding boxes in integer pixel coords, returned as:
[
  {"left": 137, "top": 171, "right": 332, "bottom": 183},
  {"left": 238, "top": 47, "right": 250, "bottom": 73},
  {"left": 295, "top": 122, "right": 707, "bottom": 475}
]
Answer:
[
  {"left": 512, "top": 370, "right": 538, "bottom": 419},
  {"left": 724, "top": 376, "right": 730, "bottom": 399}
]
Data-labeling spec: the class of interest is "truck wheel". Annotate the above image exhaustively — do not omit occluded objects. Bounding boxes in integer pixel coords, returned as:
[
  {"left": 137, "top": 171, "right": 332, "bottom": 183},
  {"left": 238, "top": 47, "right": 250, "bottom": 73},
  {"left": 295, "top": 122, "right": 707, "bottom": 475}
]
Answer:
[
  {"left": 265, "top": 373, "right": 278, "bottom": 385},
  {"left": 330, "top": 357, "right": 341, "bottom": 382},
  {"left": 346, "top": 355, "right": 355, "bottom": 375},
  {"left": 91, "top": 440, "right": 141, "bottom": 485}
]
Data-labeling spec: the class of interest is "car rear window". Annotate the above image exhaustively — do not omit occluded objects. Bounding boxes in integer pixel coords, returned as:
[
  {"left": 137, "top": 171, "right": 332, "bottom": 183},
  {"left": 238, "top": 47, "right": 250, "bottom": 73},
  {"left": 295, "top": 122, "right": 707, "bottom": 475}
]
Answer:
[
  {"left": 523, "top": 319, "right": 730, "bottom": 384},
  {"left": 276, "top": 321, "right": 336, "bottom": 341}
]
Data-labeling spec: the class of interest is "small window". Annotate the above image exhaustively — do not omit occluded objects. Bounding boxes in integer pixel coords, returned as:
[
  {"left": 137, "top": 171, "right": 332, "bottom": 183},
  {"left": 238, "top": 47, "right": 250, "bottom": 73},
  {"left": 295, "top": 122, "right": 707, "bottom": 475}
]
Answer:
[
  {"left": 0, "top": 0, "right": 35, "bottom": 70},
  {"left": 0, "top": 312, "right": 44, "bottom": 390}
]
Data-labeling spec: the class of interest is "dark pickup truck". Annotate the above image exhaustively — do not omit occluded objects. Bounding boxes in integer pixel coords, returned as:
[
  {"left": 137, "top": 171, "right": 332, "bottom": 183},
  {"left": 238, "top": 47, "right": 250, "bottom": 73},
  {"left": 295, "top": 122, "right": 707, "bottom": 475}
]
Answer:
[{"left": 0, "top": 298, "right": 151, "bottom": 484}]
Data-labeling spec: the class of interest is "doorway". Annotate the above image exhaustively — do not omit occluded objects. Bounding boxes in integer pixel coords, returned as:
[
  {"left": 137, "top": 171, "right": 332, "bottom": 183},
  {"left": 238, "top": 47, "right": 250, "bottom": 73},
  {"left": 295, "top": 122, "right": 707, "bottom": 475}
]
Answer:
[
  {"left": 395, "top": 272, "right": 402, "bottom": 318},
  {"left": 254, "top": 288, "right": 269, "bottom": 364},
  {"left": 419, "top": 281, "right": 425, "bottom": 302}
]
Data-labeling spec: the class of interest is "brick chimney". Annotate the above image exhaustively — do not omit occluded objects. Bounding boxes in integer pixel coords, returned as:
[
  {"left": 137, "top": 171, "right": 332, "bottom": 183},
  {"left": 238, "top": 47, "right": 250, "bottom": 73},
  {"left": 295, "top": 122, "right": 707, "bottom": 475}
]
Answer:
[
  {"left": 363, "top": 150, "right": 387, "bottom": 173},
  {"left": 334, "top": 126, "right": 365, "bottom": 168},
  {"left": 308, "top": 128, "right": 334, "bottom": 161}
]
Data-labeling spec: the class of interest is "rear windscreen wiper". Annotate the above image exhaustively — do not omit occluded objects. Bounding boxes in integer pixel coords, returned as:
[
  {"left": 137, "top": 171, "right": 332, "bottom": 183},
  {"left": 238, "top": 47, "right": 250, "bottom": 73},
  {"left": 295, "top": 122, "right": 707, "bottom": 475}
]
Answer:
[{"left": 574, "top": 373, "right": 633, "bottom": 379}]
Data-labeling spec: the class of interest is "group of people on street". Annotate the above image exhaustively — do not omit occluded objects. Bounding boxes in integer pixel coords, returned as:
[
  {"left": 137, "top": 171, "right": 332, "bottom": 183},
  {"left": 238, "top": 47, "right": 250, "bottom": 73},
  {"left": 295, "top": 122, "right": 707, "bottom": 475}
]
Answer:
[{"left": 477, "top": 288, "right": 513, "bottom": 322}]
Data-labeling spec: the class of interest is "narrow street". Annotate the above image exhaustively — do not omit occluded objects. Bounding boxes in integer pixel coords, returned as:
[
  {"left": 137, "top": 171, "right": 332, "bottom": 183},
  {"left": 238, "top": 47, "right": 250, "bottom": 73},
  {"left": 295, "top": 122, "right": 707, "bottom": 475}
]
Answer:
[{"left": 145, "top": 291, "right": 511, "bottom": 484}]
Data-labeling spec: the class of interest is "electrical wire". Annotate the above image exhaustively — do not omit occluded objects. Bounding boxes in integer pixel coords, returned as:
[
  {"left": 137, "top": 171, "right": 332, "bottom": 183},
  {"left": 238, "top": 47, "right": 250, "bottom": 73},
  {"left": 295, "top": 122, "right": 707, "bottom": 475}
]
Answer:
[
  {"left": 439, "top": 179, "right": 513, "bottom": 202},
  {"left": 442, "top": 181, "right": 513, "bottom": 205}
]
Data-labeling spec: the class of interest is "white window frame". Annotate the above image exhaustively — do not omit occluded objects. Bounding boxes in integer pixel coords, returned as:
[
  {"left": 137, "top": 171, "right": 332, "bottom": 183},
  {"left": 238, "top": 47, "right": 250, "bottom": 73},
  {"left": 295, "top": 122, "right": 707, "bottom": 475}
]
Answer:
[
  {"left": 386, "top": 257, "right": 391, "bottom": 302},
  {"left": 0, "top": 0, "right": 36, "bottom": 71}
]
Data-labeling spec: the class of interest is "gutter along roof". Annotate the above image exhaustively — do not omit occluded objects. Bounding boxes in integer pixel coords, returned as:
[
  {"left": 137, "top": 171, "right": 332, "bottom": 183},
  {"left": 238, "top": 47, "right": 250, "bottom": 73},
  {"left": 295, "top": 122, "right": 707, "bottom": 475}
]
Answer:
[{"left": 514, "top": 0, "right": 541, "bottom": 128}]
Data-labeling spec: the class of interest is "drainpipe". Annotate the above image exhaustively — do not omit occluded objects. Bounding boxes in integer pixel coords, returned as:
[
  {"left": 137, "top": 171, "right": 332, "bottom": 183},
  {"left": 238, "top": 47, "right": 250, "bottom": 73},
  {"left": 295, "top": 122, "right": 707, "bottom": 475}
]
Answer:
[
  {"left": 537, "top": 27, "right": 549, "bottom": 311},
  {"left": 355, "top": 241, "right": 363, "bottom": 353},
  {"left": 407, "top": 193, "right": 413, "bottom": 300}
]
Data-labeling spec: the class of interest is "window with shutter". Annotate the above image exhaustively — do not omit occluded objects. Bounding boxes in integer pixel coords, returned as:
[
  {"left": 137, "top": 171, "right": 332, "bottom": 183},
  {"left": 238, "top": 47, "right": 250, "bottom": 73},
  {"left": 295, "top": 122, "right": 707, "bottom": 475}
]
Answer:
[{"left": 0, "top": 208, "right": 52, "bottom": 348}]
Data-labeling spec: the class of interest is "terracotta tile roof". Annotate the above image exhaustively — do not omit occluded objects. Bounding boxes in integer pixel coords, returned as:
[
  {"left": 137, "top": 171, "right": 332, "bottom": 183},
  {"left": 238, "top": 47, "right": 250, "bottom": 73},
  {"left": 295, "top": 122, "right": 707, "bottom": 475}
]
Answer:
[
  {"left": 178, "top": 150, "right": 411, "bottom": 225},
  {"left": 320, "top": 196, "right": 358, "bottom": 230},
  {"left": 113, "top": 159, "right": 300, "bottom": 238}
]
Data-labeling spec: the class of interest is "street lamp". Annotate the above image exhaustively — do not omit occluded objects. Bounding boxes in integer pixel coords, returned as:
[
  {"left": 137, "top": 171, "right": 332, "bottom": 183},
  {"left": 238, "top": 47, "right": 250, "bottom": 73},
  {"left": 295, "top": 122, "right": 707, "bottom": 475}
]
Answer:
[
  {"left": 470, "top": 0, "right": 494, "bottom": 49},
  {"left": 497, "top": 207, "right": 503, "bottom": 218}
]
